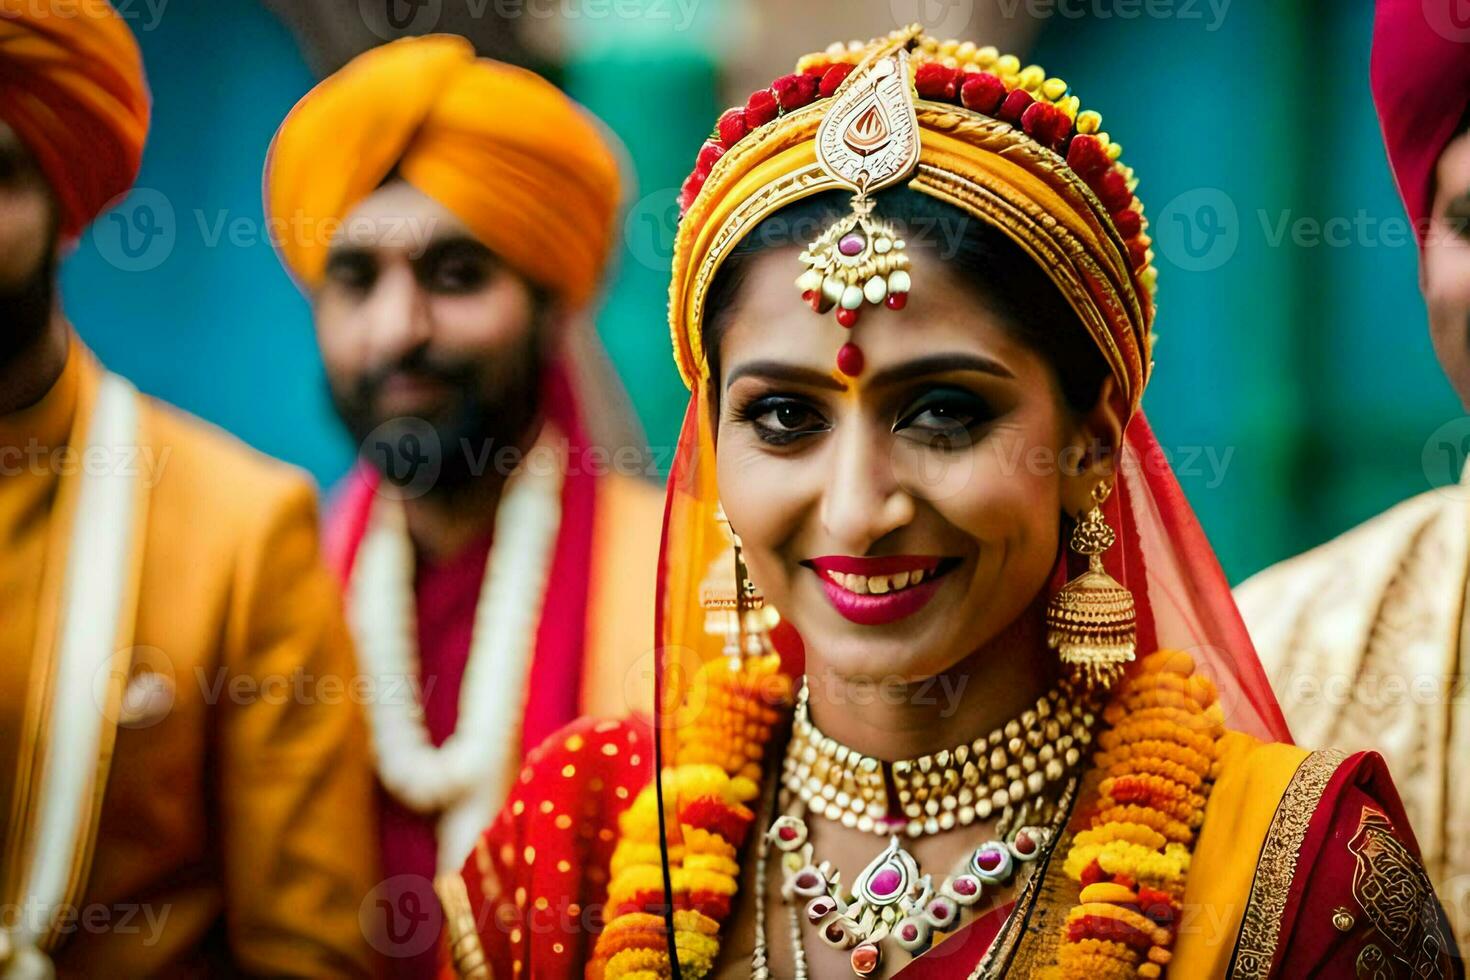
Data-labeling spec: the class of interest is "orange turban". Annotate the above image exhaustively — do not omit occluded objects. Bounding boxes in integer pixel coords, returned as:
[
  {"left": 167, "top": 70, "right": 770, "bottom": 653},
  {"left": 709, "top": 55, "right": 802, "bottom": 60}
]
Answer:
[
  {"left": 0, "top": 0, "right": 150, "bottom": 239},
  {"left": 265, "top": 35, "right": 622, "bottom": 307}
]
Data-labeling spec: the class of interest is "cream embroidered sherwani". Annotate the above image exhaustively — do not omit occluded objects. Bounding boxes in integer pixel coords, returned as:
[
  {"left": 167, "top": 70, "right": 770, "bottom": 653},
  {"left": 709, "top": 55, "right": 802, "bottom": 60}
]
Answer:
[{"left": 1235, "top": 466, "right": 1470, "bottom": 949}]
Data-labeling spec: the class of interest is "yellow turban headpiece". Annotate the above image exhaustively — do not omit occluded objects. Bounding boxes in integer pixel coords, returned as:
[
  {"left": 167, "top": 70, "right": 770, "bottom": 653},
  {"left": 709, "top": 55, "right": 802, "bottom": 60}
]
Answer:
[
  {"left": 669, "top": 27, "right": 1157, "bottom": 416},
  {"left": 265, "top": 34, "right": 622, "bottom": 307},
  {"left": 0, "top": 0, "right": 150, "bottom": 239}
]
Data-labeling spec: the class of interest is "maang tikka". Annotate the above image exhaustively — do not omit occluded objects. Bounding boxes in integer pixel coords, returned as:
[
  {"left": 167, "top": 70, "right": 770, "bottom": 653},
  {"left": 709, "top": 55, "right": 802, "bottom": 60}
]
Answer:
[
  {"left": 1045, "top": 481, "right": 1137, "bottom": 690},
  {"left": 795, "top": 32, "right": 923, "bottom": 379}
]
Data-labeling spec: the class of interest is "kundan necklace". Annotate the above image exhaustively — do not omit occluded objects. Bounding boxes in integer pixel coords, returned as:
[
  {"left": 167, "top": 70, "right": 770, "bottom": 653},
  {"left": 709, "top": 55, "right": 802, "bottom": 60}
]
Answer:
[
  {"left": 755, "top": 770, "right": 1079, "bottom": 978},
  {"left": 348, "top": 430, "right": 563, "bottom": 872},
  {"left": 784, "top": 679, "right": 1094, "bottom": 837}
]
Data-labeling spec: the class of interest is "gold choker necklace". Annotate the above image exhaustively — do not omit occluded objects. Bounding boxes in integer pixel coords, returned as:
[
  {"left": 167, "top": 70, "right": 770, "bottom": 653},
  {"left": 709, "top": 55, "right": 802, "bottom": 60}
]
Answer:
[{"left": 782, "top": 680, "right": 1095, "bottom": 838}]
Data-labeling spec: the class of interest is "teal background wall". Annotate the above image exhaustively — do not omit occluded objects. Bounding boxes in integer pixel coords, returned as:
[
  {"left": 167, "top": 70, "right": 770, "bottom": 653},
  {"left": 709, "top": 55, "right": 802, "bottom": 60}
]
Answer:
[
  {"left": 61, "top": 2, "right": 1463, "bottom": 583},
  {"left": 1031, "top": 2, "right": 1461, "bottom": 580},
  {"left": 61, "top": 0, "right": 353, "bottom": 481}
]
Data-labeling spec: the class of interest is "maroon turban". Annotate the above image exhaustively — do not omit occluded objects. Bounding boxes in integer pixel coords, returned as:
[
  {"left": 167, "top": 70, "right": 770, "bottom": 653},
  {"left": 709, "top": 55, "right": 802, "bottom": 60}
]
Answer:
[{"left": 1372, "top": 0, "right": 1470, "bottom": 241}]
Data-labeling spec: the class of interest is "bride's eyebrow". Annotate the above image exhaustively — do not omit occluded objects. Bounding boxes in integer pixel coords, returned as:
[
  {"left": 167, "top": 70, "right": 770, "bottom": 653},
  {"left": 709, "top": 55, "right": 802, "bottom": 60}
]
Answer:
[
  {"left": 724, "top": 361, "right": 848, "bottom": 393},
  {"left": 865, "top": 353, "right": 1015, "bottom": 388}
]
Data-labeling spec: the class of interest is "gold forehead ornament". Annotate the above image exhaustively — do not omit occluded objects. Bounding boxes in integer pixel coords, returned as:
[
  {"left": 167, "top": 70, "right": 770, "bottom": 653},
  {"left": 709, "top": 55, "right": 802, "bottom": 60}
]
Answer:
[{"left": 795, "top": 34, "right": 923, "bottom": 378}]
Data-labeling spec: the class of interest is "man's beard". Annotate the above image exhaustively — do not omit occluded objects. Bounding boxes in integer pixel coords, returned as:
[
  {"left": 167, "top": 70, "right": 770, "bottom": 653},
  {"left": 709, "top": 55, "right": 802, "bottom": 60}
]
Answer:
[
  {"left": 332, "top": 328, "right": 546, "bottom": 496},
  {"left": 0, "top": 242, "right": 56, "bottom": 368}
]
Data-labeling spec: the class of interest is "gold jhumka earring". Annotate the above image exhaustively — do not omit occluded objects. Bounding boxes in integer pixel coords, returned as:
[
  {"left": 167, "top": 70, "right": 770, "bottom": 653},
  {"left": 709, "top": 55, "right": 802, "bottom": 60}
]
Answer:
[
  {"left": 700, "top": 506, "right": 779, "bottom": 663},
  {"left": 1045, "top": 481, "right": 1137, "bottom": 690}
]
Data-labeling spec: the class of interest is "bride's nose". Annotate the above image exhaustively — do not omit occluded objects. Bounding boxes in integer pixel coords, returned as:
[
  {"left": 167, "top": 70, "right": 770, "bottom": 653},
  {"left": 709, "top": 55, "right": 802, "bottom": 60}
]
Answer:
[{"left": 819, "top": 420, "right": 915, "bottom": 554}]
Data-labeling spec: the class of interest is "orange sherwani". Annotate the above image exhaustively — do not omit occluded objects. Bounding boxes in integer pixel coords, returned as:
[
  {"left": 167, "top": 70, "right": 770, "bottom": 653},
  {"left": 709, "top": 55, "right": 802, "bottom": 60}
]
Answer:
[{"left": 0, "top": 340, "right": 378, "bottom": 975}]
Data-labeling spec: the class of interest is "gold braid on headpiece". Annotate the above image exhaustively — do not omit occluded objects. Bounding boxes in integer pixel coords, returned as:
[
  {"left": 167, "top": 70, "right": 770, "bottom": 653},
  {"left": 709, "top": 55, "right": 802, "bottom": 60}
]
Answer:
[{"left": 670, "top": 25, "right": 1156, "bottom": 412}]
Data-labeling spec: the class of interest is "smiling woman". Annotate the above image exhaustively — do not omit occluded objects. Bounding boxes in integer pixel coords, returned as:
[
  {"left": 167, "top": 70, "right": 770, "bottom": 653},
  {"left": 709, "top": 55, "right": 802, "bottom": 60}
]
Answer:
[
  {"left": 441, "top": 27, "right": 1462, "bottom": 980},
  {"left": 706, "top": 188, "right": 1114, "bottom": 688}
]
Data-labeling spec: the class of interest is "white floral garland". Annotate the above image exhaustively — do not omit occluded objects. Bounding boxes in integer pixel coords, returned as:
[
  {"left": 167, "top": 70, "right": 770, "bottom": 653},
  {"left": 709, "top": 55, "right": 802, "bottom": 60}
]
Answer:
[
  {"left": 6, "top": 372, "right": 140, "bottom": 975},
  {"left": 348, "top": 433, "right": 563, "bottom": 872}
]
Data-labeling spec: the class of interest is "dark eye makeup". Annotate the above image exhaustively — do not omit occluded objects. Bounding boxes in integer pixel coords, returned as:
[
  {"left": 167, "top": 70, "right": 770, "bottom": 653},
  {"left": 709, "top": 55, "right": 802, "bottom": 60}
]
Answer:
[
  {"left": 894, "top": 386, "right": 998, "bottom": 449},
  {"left": 733, "top": 394, "right": 831, "bottom": 446},
  {"left": 728, "top": 382, "right": 1000, "bottom": 449}
]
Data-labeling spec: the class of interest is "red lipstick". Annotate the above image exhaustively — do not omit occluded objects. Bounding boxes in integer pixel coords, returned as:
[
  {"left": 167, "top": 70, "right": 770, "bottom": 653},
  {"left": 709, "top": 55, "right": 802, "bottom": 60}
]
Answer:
[{"left": 808, "top": 555, "right": 953, "bottom": 627}]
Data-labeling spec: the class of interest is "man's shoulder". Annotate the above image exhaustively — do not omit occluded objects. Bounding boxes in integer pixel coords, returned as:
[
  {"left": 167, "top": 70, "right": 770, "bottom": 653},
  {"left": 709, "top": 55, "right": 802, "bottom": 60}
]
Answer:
[
  {"left": 594, "top": 471, "right": 666, "bottom": 557},
  {"left": 139, "top": 393, "right": 319, "bottom": 531},
  {"left": 600, "top": 470, "right": 665, "bottom": 518},
  {"left": 1234, "top": 487, "right": 1451, "bottom": 625}
]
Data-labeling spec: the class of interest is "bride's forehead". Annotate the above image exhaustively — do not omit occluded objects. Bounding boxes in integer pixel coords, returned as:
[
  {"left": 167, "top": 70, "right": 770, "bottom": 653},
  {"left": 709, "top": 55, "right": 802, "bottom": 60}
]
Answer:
[{"left": 716, "top": 250, "right": 1035, "bottom": 373}]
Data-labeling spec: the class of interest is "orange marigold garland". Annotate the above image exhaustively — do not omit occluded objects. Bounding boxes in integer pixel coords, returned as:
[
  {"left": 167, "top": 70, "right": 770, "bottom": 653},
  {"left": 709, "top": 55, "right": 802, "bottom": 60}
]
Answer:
[
  {"left": 589, "top": 652, "right": 792, "bottom": 980},
  {"left": 593, "top": 646, "right": 1222, "bottom": 978},
  {"left": 1048, "top": 650, "right": 1224, "bottom": 979}
]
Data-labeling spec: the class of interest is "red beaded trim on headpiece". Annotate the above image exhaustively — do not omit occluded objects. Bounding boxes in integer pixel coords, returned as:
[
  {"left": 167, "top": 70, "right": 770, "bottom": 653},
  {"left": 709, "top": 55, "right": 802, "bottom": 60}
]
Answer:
[{"left": 677, "top": 35, "right": 1157, "bottom": 320}]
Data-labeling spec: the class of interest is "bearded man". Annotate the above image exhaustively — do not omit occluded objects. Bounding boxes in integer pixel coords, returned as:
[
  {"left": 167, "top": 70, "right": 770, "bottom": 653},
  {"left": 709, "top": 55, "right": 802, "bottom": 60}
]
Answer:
[
  {"left": 264, "top": 34, "right": 663, "bottom": 974},
  {"left": 0, "top": 1, "right": 377, "bottom": 974}
]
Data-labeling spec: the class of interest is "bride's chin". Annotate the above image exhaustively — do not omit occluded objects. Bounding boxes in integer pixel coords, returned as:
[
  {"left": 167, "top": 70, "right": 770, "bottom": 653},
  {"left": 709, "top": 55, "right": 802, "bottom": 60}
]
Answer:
[{"left": 799, "top": 612, "right": 960, "bottom": 684}]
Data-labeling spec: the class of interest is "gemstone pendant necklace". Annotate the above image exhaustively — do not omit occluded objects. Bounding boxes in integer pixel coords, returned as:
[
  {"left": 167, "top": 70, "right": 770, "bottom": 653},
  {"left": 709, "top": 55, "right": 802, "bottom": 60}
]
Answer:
[{"left": 753, "top": 778, "right": 1076, "bottom": 978}]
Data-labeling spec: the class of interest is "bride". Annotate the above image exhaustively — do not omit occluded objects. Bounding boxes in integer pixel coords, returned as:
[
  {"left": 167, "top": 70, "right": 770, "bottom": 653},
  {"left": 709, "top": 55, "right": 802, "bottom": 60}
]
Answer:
[{"left": 434, "top": 27, "right": 1461, "bottom": 980}]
